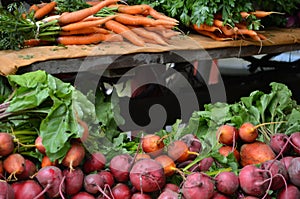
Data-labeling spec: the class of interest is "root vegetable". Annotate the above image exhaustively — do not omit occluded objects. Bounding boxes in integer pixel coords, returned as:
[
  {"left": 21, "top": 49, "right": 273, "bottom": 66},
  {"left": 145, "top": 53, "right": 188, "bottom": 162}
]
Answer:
[
  {"left": 62, "top": 142, "right": 85, "bottom": 171},
  {"left": 238, "top": 165, "right": 269, "bottom": 197},
  {"left": 109, "top": 154, "right": 133, "bottom": 182},
  {"left": 212, "top": 192, "right": 231, "bottom": 199},
  {"left": 3, "top": 153, "right": 26, "bottom": 180},
  {"left": 218, "top": 145, "right": 240, "bottom": 162},
  {"left": 277, "top": 184, "right": 300, "bottom": 199},
  {"left": 71, "top": 192, "right": 95, "bottom": 199},
  {"left": 180, "top": 134, "right": 202, "bottom": 160},
  {"left": 290, "top": 132, "right": 300, "bottom": 155},
  {"left": 155, "top": 155, "right": 180, "bottom": 177},
  {"left": 287, "top": 157, "right": 300, "bottom": 187},
  {"left": 83, "top": 173, "right": 104, "bottom": 194},
  {"left": 269, "top": 133, "right": 291, "bottom": 155},
  {"left": 35, "top": 166, "right": 65, "bottom": 198},
  {"left": 12, "top": 180, "right": 44, "bottom": 199},
  {"left": 240, "top": 141, "right": 275, "bottom": 167},
  {"left": 217, "top": 124, "right": 239, "bottom": 146},
  {"left": 199, "top": 157, "right": 214, "bottom": 171},
  {"left": 131, "top": 192, "right": 152, "bottom": 199},
  {"left": 260, "top": 160, "right": 288, "bottom": 190},
  {"left": 41, "top": 156, "right": 57, "bottom": 168},
  {"left": 130, "top": 159, "right": 166, "bottom": 192},
  {"left": 167, "top": 140, "right": 199, "bottom": 163},
  {"left": 163, "top": 183, "right": 180, "bottom": 193},
  {"left": 142, "top": 134, "right": 165, "bottom": 157},
  {"left": 63, "top": 167, "right": 84, "bottom": 195},
  {"left": 215, "top": 171, "right": 239, "bottom": 195},
  {"left": 111, "top": 183, "right": 132, "bottom": 199},
  {"left": 280, "top": 156, "right": 294, "bottom": 170},
  {"left": 98, "top": 170, "right": 115, "bottom": 188},
  {"left": 83, "top": 152, "right": 106, "bottom": 174},
  {"left": 0, "top": 132, "right": 14, "bottom": 156},
  {"left": 158, "top": 189, "right": 179, "bottom": 199},
  {"left": 182, "top": 172, "right": 215, "bottom": 199},
  {"left": 135, "top": 153, "right": 151, "bottom": 162},
  {"left": 16, "top": 159, "right": 37, "bottom": 180},
  {"left": 0, "top": 181, "right": 14, "bottom": 199},
  {"left": 238, "top": 122, "right": 258, "bottom": 143},
  {"left": 35, "top": 136, "right": 46, "bottom": 155}
]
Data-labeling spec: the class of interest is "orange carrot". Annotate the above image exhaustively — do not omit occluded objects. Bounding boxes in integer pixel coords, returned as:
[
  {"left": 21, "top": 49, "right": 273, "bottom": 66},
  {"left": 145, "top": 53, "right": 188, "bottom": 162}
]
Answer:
[
  {"left": 58, "top": 0, "right": 119, "bottom": 25},
  {"left": 34, "top": 1, "right": 57, "bottom": 20},
  {"left": 240, "top": 11, "right": 250, "bottom": 18},
  {"left": 148, "top": 8, "right": 178, "bottom": 23},
  {"left": 29, "top": 4, "right": 39, "bottom": 12},
  {"left": 195, "top": 30, "right": 233, "bottom": 41},
  {"left": 213, "top": 19, "right": 239, "bottom": 36},
  {"left": 57, "top": 33, "right": 114, "bottom": 45},
  {"left": 236, "top": 28, "right": 258, "bottom": 36},
  {"left": 129, "top": 26, "right": 168, "bottom": 45},
  {"left": 86, "top": 1, "right": 100, "bottom": 6},
  {"left": 117, "top": 4, "right": 152, "bottom": 15},
  {"left": 250, "top": 11, "right": 284, "bottom": 18},
  {"left": 100, "top": 33, "right": 124, "bottom": 42},
  {"left": 41, "top": 14, "right": 61, "bottom": 23},
  {"left": 60, "top": 27, "right": 111, "bottom": 35},
  {"left": 192, "top": 23, "right": 221, "bottom": 33},
  {"left": 257, "top": 33, "right": 267, "bottom": 40},
  {"left": 114, "top": 13, "right": 177, "bottom": 27},
  {"left": 61, "top": 15, "right": 116, "bottom": 31},
  {"left": 24, "top": 39, "right": 50, "bottom": 47},
  {"left": 105, "top": 20, "right": 145, "bottom": 46}
]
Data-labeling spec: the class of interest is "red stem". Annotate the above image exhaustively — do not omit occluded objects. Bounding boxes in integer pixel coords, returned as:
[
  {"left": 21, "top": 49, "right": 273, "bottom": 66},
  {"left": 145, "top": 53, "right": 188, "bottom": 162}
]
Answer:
[{"left": 33, "top": 183, "right": 51, "bottom": 199}]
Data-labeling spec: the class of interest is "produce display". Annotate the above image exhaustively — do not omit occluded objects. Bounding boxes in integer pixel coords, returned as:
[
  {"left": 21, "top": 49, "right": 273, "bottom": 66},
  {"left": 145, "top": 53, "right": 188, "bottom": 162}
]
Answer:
[
  {"left": 1, "top": 70, "right": 300, "bottom": 198},
  {"left": 0, "top": 0, "right": 180, "bottom": 50}
]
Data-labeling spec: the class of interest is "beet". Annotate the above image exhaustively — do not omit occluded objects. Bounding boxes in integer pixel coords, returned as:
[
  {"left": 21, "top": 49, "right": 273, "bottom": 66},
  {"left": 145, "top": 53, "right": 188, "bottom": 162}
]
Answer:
[
  {"left": 215, "top": 171, "right": 239, "bottom": 195},
  {"left": 16, "top": 159, "right": 37, "bottom": 180},
  {"left": 238, "top": 122, "right": 258, "bottom": 143},
  {"left": 130, "top": 159, "right": 166, "bottom": 193},
  {"left": 290, "top": 132, "right": 300, "bottom": 155},
  {"left": 199, "top": 157, "right": 214, "bottom": 171},
  {"left": 163, "top": 183, "right": 180, "bottom": 193},
  {"left": 62, "top": 142, "right": 85, "bottom": 170},
  {"left": 131, "top": 192, "right": 152, "bottom": 199},
  {"left": 12, "top": 180, "right": 44, "bottom": 199},
  {"left": 83, "top": 152, "right": 106, "bottom": 174},
  {"left": 3, "top": 153, "right": 26, "bottom": 178},
  {"left": 71, "top": 192, "right": 95, "bottom": 199},
  {"left": 0, "top": 181, "right": 14, "bottom": 199},
  {"left": 212, "top": 192, "right": 231, "bottom": 199},
  {"left": 280, "top": 156, "right": 294, "bottom": 170},
  {"left": 63, "top": 167, "right": 84, "bottom": 195},
  {"left": 142, "top": 134, "right": 165, "bottom": 157},
  {"left": 35, "top": 136, "right": 46, "bottom": 155},
  {"left": 84, "top": 173, "right": 104, "bottom": 194},
  {"left": 238, "top": 165, "right": 269, "bottom": 197},
  {"left": 158, "top": 189, "right": 179, "bottom": 199},
  {"left": 269, "top": 133, "right": 291, "bottom": 155},
  {"left": 98, "top": 170, "right": 115, "bottom": 187},
  {"left": 180, "top": 134, "right": 202, "bottom": 160},
  {"left": 109, "top": 154, "right": 133, "bottom": 182},
  {"left": 217, "top": 124, "right": 238, "bottom": 145},
  {"left": 111, "top": 183, "right": 132, "bottom": 199},
  {"left": 0, "top": 132, "right": 14, "bottom": 156},
  {"left": 277, "top": 184, "right": 300, "bottom": 199},
  {"left": 35, "top": 166, "right": 65, "bottom": 198},
  {"left": 182, "top": 172, "right": 214, "bottom": 199},
  {"left": 260, "top": 160, "right": 288, "bottom": 190},
  {"left": 288, "top": 157, "right": 300, "bottom": 187}
]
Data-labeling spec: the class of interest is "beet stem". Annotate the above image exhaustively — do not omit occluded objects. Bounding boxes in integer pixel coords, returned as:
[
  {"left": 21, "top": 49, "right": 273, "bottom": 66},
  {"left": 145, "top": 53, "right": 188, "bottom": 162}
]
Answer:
[
  {"left": 96, "top": 184, "right": 113, "bottom": 199},
  {"left": 59, "top": 176, "right": 66, "bottom": 199}
]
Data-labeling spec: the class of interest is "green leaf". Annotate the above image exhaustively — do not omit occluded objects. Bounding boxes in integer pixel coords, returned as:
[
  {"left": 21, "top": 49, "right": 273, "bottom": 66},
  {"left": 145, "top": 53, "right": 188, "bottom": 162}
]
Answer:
[{"left": 8, "top": 70, "right": 47, "bottom": 88}]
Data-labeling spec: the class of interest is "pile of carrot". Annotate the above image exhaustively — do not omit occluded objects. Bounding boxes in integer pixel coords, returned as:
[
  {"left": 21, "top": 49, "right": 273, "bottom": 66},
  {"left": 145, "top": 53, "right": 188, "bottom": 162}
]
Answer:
[
  {"left": 24, "top": 0, "right": 181, "bottom": 47},
  {"left": 192, "top": 11, "right": 283, "bottom": 42}
]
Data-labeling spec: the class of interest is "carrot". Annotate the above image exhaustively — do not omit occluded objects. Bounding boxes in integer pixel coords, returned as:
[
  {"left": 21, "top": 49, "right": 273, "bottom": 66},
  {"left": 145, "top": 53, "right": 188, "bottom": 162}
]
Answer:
[
  {"left": 29, "top": 4, "right": 39, "bottom": 12},
  {"left": 159, "top": 29, "right": 181, "bottom": 39},
  {"left": 86, "top": 1, "right": 100, "bottom": 6},
  {"left": 129, "top": 26, "right": 168, "bottom": 45},
  {"left": 58, "top": 0, "right": 119, "bottom": 25},
  {"left": 34, "top": 1, "right": 57, "bottom": 20},
  {"left": 257, "top": 33, "right": 267, "bottom": 40},
  {"left": 240, "top": 11, "right": 250, "bottom": 18},
  {"left": 195, "top": 30, "right": 233, "bottom": 41},
  {"left": 60, "top": 27, "right": 110, "bottom": 35},
  {"left": 114, "top": 13, "right": 177, "bottom": 27},
  {"left": 57, "top": 33, "right": 114, "bottom": 45},
  {"left": 212, "top": 19, "right": 238, "bottom": 36},
  {"left": 101, "top": 33, "right": 124, "bottom": 42},
  {"left": 117, "top": 4, "right": 152, "bottom": 15},
  {"left": 236, "top": 28, "right": 258, "bottom": 36},
  {"left": 148, "top": 8, "right": 179, "bottom": 23},
  {"left": 192, "top": 23, "right": 221, "bottom": 33},
  {"left": 105, "top": 20, "right": 145, "bottom": 46},
  {"left": 41, "top": 14, "right": 61, "bottom": 23},
  {"left": 250, "top": 11, "right": 284, "bottom": 18},
  {"left": 24, "top": 39, "right": 50, "bottom": 47},
  {"left": 61, "top": 15, "right": 116, "bottom": 31}
]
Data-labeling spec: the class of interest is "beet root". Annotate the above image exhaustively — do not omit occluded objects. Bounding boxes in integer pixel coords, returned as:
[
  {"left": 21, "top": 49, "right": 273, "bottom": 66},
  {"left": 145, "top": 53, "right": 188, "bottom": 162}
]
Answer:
[
  {"left": 277, "top": 184, "right": 300, "bottom": 199},
  {"left": 35, "top": 166, "right": 65, "bottom": 198},
  {"left": 111, "top": 183, "right": 132, "bottom": 199},
  {"left": 12, "top": 180, "right": 44, "bottom": 199},
  {"left": 0, "top": 181, "right": 14, "bottom": 199},
  {"left": 16, "top": 159, "right": 37, "bottom": 180},
  {"left": 239, "top": 165, "right": 269, "bottom": 197},
  {"left": 83, "top": 173, "right": 104, "bottom": 194},
  {"left": 83, "top": 152, "right": 106, "bottom": 174},
  {"left": 130, "top": 159, "right": 166, "bottom": 193},
  {"left": 288, "top": 157, "right": 300, "bottom": 187},
  {"left": 109, "top": 154, "right": 133, "bottom": 182},
  {"left": 63, "top": 167, "right": 84, "bottom": 195},
  {"left": 158, "top": 189, "right": 179, "bottom": 199},
  {"left": 0, "top": 133, "right": 14, "bottom": 157},
  {"left": 182, "top": 172, "right": 215, "bottom": 199},
  {"left": 269, "top": 133, "right": 291, "bottom": 155},
  {"left": 131, "top": 192, "right": 152, "bottom": 199},
  {"left": 71, "top": 192, "right": 95, "bottom": 199},
  {"left": 215, "top": 171, "right": 239, "bottom": 195}
]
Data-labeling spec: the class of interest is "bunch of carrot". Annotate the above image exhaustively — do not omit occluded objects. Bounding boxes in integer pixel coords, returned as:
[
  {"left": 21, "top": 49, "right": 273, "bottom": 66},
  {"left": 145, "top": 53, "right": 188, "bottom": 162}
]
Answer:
[
  {"left": 192, "top": 11, "right": 283, "bottom": 42},
  {"left": 24, "top": 0, "right": 180, "bottom": 47}
]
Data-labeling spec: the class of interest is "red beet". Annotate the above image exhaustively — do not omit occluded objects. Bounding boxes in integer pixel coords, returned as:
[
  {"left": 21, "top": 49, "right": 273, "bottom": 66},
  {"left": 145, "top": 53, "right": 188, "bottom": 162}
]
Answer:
[
  {"left": 277, "top": 184, "right": 300, "bottom": 199},
  {"left": 288, "top": 157, "right": 300, "bottom": 187},
  {"left": 109, "top": 154, "right": 133, "bottom": 182},
  {"left": 182, "top": 172, "right": 215, "bottom": 199},
  {"left": 215, "top": 171, "right": 239, "bottom": 195},
  {"left": 35, "top": 166, "right": 65, "bottom": 198},
  {"left": 98, "top": 170, "right": 115, "bottom": 187},
  {"left": 83, "top": 152, "right": 106, "bottom": 174},
  {"left": 180, "top": 134, "right": 202, "bottom": 160},
  {"left": 63, "top": 167, "right": 84, "bottom": 195},
  {"left": 199, "top": 157, "right": 214, "bottom": 171},
  {"left": 3, "top": 153, "right": 26, "bottom": 179},
  {"left": 280, "top": 156, "right": 294, "bottom": 170},
  {"left": 16, "top": 159, "right": 37, "bottom": 180},
  {"left": 131, "top": 192, "right": 152, "bottom": 199},
  {"left": 290, "top": 132, "right": 300, "bottom": 155},
  {"left": 12, "top": 180, "right": 44, "bottom": 199},
  {"left": 62, "top": 141, "right": 85, "bottom": 170},
  {"left": 269, "top": 133, "right": 291, "bottom": 155},
  {"left": 0, "top": 181, "right": 14, "bottom": 199},
  {"left": 111, "top": 183, "right": 132, "bottom": 199},
  {"left": 130, "top": 159, "right": 166, "bottom": 193},
  {"left": 158, "top": 189, "right": 179, "bottom": 199},
  {"left": 71, "top": 192, "right": 95, "bottom": 199},
  {"left": 84, "top": 173, "right": 104, "bottom": 194}
]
